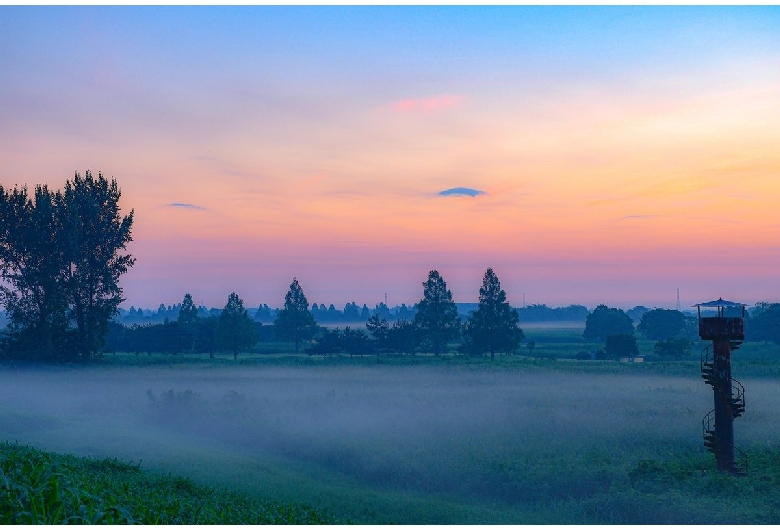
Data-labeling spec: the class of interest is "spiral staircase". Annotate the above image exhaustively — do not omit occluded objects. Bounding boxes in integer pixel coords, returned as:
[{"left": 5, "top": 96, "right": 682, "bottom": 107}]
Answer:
[{"left": 700, "top": 344, "right": 748, "bottom": 476}]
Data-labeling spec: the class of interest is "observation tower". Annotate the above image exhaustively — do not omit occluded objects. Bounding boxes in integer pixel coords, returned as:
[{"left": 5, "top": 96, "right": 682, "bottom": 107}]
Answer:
[{"left": 696, "top": 298, "right": 747, "bottom": 475}]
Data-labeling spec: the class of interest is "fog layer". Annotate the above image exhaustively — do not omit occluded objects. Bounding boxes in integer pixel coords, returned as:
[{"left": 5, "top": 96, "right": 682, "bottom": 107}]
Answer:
[{"left": 2, "top": 364, "right": 778, "bottom": 522}]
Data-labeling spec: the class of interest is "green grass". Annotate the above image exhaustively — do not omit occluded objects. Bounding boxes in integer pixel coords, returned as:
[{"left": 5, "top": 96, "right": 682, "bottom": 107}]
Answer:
[{"left": 0, "top": 442, "right": 340, "bottom": 524}]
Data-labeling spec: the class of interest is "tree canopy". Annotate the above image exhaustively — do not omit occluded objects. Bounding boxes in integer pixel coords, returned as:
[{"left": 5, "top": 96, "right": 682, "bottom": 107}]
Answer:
[
  {"left": 604, "top": 333, "right": 639, "bottom": 359},
  {"left": 583, "top": 305, "right": 634, "bottom": 341},
  {"left": 274, "top": 278, "right": 317, "bottom": 352},
  {"left": 413, "top": 270, "right": 460, "bottom": 355},
  {"left": 463, "top": 268, "right": 523, "bottom": 358},
  {"left": 748, "top": 303, "right": 780, "bottom": 344},
  {"left": 654, "top": 338, "right": 693, "bottom": 358},
  {"left": 637, "top": 309, "right": 686, "bottom": 340},
  {"left": 365, "top": 314, "right": 390, "bottom": 352},
  {"left": 0, "top": 171, "right": 134, "bottom": 361}
]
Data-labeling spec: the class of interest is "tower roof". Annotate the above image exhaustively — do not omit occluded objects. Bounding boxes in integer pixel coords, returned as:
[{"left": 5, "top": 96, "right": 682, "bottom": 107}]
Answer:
[{"left": 694, "top": 298, "right": 747, "bottom": 308}]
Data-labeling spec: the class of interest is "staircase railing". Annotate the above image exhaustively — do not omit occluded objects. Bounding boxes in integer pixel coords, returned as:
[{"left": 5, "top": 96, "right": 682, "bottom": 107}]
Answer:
[
  {"left": 731, "top": 377, "right": 745, "bottom": 415},
  {"left": 701, "top": 410, "right": 748, "bottom": 475}
]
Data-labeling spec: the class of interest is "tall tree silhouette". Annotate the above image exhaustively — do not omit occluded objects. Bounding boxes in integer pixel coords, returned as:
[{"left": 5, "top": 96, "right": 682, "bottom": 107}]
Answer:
[
  {"left": 413, "top": 270, "right": 460, "bottom": 355},
  {"left": 0, "top": 184, "right": 69, "bottom": 359},
  {"left": 61, "top": 171, "right": 135, "bottom": 360},
  {"left": 178, "top": 293, "right": 199, "bottom": 326},
  {"left": 177, "top": 293, "right": 199, "bottom": 352},
  {"left": 274, "top": 277, "right": 317, "bottom": 352},
  {"left": 0, "top": 171, "right": 134, "bottom": 361},
  {"left": 217, "top": 292, "right": 256, "bottom": 360},
  {"left": 464, "top": 268, "right": 524, "bottom": 359}
]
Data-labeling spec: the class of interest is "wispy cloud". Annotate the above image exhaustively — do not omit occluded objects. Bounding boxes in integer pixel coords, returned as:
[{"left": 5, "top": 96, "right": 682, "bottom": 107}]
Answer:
[
  {"left": 380, "top": 94, "right": 465, "bottom": 115},
  {"left": 438, "top": 187, "right": 486, "bottom": 198},
  {"left": 619, "top": 214, "right": 663, "bottom": 220},
  {"left": 167, "top": 202, "right": 207, "bottom": 211}
]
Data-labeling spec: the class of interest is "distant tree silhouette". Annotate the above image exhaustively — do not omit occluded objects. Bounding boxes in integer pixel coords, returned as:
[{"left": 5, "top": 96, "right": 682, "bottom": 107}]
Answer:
[
  {"left": 463, "top": 268, "right": 524, "bottom": 359},
  {"left": 176, "top": 293, "right": 198, "bottom": 352},
  {"left": 216, "top": 292, "right": 257, "bottom": 360},
  {"left": 343, "top": 302, "right": 360, "bottom": 321},
  {"left": 748, "top": 303, "right": 780, "bottom": 344},
  {"left": 387, "top": 319, "right": 418, "bottom": 354},
  {"left": 413, "top": 270, "right": 460, "bottom": 355},
  {"left": 626, "top": 305, "right": 651, "bottom": 323},
  {"left": 366, "top": 314, "right": 390, "bottom": 352},
  {"left": 373, "top": 303, "right": 391, "bottom": 320},
  {"left": 637, "top": 309, "right": 685, "bottom": 340},
  {"left": 274, "top": 278, "right": 317, "bottom": 352},
  {"left": 342, "top": 326, "right": 372, "bottom": 357},
  {"left": 605, "top": 333, "right": 639, "bottom": 359},
  {"left": 177, "top": 293, "right": 199, "bottom": 327},
  {"left": 194, "top": 316, "right": 219, "bottom": 358},
  {"left": 253, "top": 303, "right": 273, "bottom": 322},
  {"left": 654, "top": 338, "right": 693, "bottom": 358},
  {"left": 306, "top": 328, "right": 342, "bottom": 357},
  {"left": 583, "top": 305, "right": 634, "bottom": 341}
]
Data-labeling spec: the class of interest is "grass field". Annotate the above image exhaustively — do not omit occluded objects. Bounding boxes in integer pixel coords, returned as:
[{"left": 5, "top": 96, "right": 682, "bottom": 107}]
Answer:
[{"left": 2, "top": 327, "right": 779, "bottom": 524}]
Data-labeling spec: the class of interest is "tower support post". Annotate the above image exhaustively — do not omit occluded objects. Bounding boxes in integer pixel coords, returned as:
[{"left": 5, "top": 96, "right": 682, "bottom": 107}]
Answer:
[{"left": 712, "top": 338, "right": 734, "bottom": 471}]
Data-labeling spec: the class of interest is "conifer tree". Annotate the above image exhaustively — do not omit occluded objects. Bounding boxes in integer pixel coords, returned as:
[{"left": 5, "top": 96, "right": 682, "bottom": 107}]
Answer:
[
  {"left": 216, "top": 292, "right": 257, "bottom": 360},
  {"left": 413, "top": 270, "right": 460, "bottom": 355},
  {"left": 274, "top": 278, "right": 317, "bottom": 352},
  {"left": 176, "top": 293, "right": 199, "bottom": 352},
  {"left": 177, "top": 293, "right": 199, "bottom": 327},
  {"left": 463, "top": 268, "right": 524, "bottom": 359}
]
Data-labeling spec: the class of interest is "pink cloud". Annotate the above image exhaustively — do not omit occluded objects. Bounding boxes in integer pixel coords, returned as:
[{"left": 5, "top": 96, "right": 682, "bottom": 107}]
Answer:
[{"left": 381, "top": 94, "right": 465, "bottom": 115}]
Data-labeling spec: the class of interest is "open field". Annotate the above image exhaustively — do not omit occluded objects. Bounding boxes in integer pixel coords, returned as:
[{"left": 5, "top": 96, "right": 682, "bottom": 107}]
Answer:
[{"left": 2, "top": 335, "right": 780, "bottom": 524}]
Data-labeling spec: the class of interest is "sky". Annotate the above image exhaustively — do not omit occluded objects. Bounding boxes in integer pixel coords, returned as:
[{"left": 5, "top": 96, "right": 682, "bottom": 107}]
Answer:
[{"left": 1, "top": 6, "right": 779, "bottom": 311}]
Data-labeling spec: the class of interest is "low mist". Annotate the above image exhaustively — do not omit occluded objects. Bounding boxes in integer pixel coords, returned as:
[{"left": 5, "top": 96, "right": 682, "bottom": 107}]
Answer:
[{"left": 2, "top": 364, "right": 779, "bottom": 518}]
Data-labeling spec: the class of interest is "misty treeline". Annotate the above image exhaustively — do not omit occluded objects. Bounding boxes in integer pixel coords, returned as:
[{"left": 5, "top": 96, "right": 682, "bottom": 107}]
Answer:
[
  {"left": 112, "top": 299, "right": 589, "bottom": 326},
  {"left": 103, "top": 269, "right": 525, "bottom": 359},
  {"left": 102, "top": 268, "right": 780, "bottom": 360},
  {"left": 0, "top": 172, "right": 134, "bottom": 362},
  {"left": 579, "top": 302, "right": 780, "bottom": 360}
]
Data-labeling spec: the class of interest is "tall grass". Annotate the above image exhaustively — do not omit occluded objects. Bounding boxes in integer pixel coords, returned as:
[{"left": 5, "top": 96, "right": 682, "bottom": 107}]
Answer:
[{"left": 0, "top": 442, "right": 339, "bottom": 524}]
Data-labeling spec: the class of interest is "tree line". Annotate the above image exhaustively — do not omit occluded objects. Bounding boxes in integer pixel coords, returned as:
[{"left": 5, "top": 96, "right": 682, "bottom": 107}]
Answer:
[
  {"left": 581, "top": 302, "right": 780, "bottom": 359},
  {"left": 102, "top": 269, "right": 525, "bottom": 359}
]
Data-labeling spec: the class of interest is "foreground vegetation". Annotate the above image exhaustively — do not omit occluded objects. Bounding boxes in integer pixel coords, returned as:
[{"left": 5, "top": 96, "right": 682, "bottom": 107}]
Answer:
[
  {"left": 4, "top": 441, "right": 780, "bottom": 525},
  {"left": 0, "top": 442, "right": 339, "bottom": 524}
]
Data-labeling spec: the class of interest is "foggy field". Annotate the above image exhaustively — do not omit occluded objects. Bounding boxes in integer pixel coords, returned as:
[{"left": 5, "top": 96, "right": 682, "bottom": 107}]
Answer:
[{"left": 2, "top": 362, "right": 780, "bottom": 523}]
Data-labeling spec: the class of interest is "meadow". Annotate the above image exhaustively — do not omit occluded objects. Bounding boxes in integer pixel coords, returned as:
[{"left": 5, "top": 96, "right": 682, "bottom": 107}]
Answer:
[{"left": 2, "top": 326, "right": 780, "bottom": 524}]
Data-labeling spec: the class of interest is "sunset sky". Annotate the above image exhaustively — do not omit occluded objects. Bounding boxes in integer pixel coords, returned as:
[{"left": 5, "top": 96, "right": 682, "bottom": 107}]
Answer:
[{"left": 1, "top": 6, "right": 779, "bottom": 311}]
